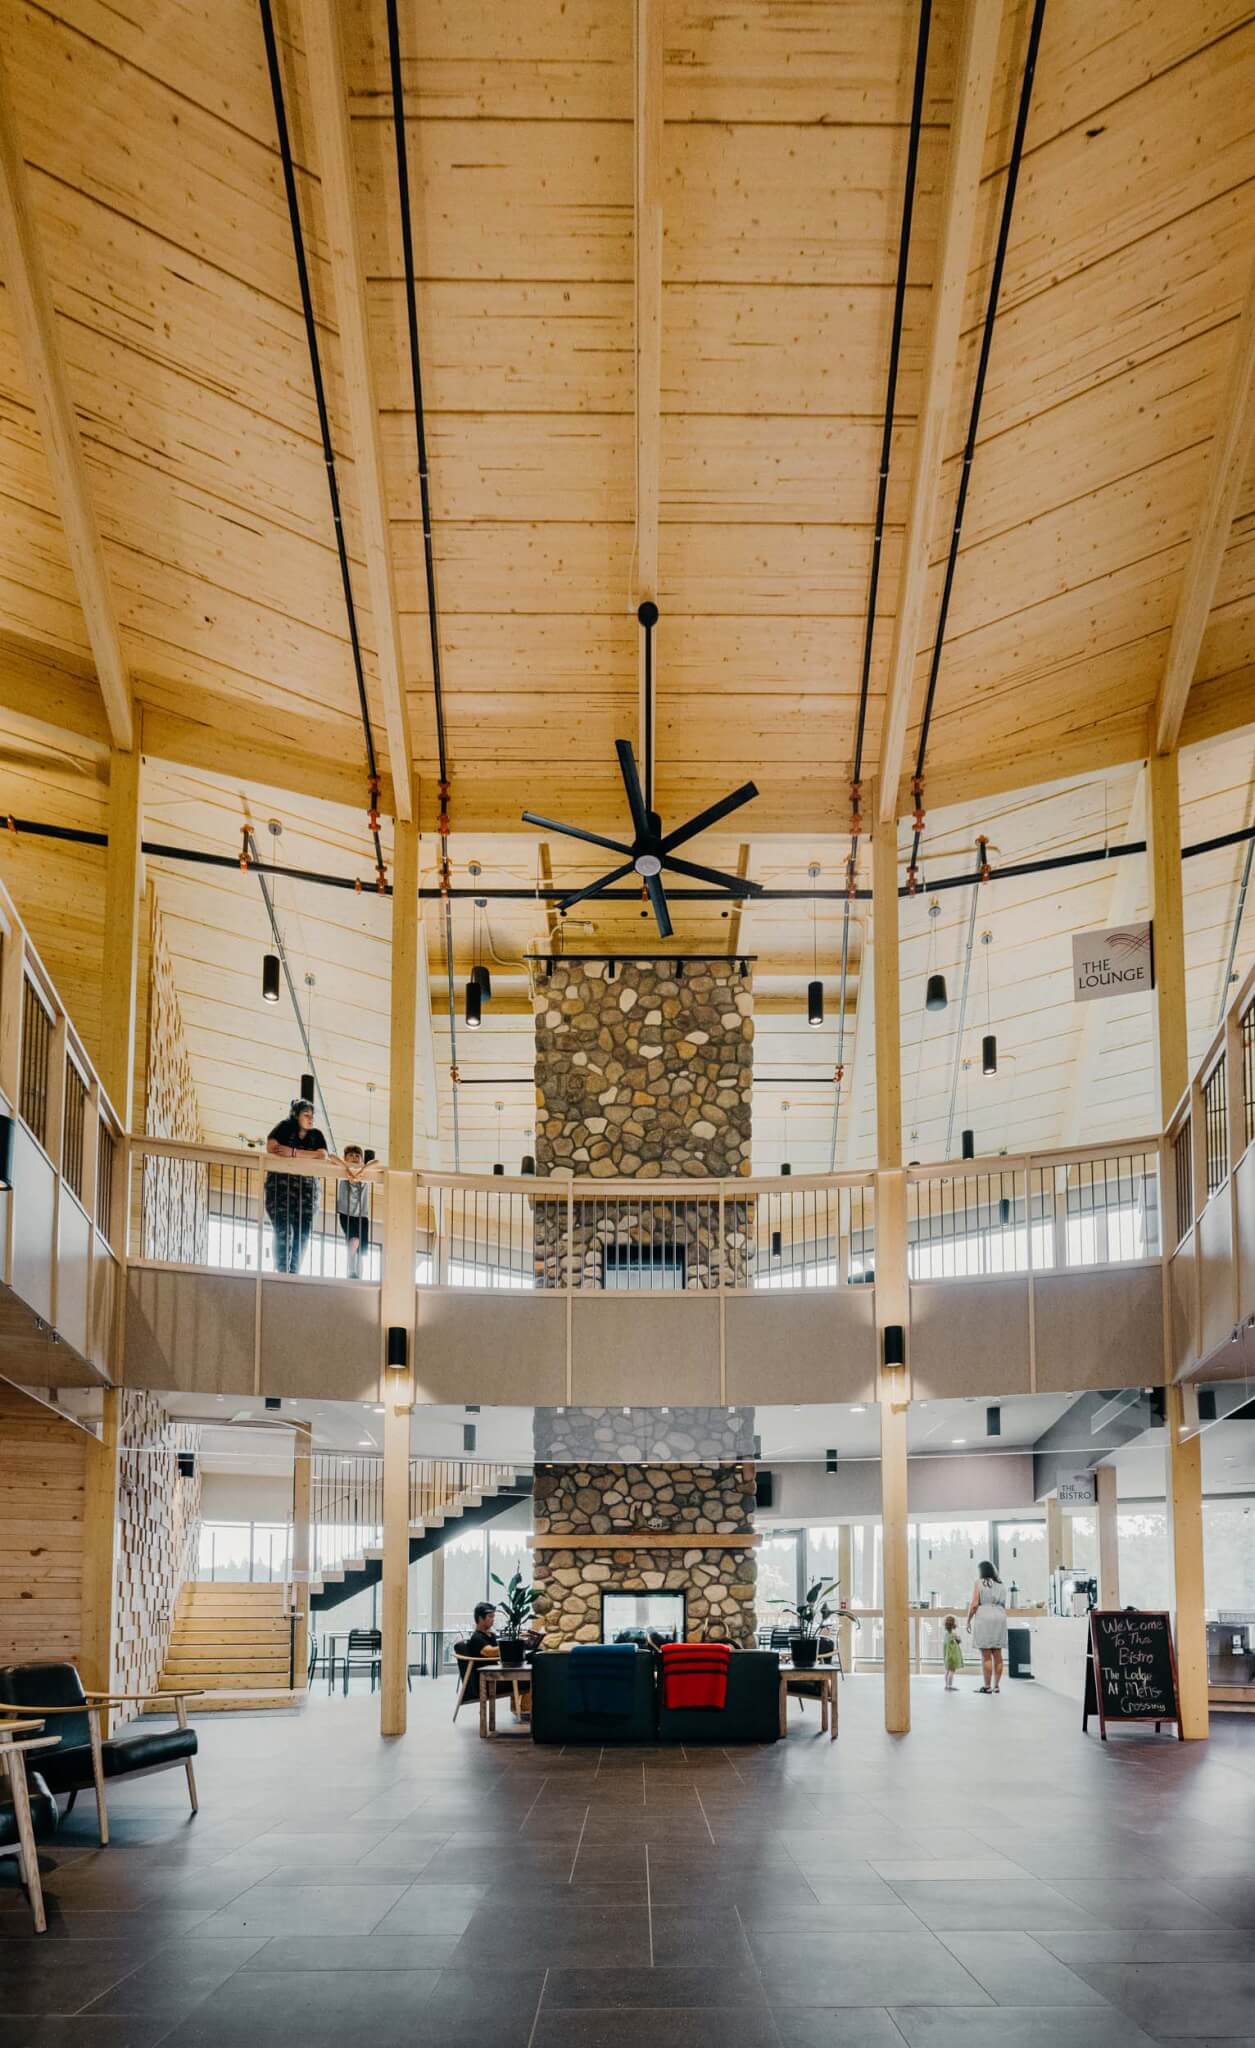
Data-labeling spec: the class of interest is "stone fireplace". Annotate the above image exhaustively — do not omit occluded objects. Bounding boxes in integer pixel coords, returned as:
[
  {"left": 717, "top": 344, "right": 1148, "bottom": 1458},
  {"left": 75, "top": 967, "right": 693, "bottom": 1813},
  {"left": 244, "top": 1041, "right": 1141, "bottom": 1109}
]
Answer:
[{"left": 529, "top": 957, "right": 758, "bottom": 1645}]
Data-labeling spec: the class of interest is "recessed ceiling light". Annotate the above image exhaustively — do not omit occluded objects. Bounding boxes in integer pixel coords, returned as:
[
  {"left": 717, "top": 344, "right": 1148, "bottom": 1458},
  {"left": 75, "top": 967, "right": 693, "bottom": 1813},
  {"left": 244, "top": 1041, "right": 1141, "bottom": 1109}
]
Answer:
[
  {"left": 951, "top": 1437, "right": 967, "bottom": 1445},
  {"left": 850, "top": 1405, "right": 866, "bottom": 1413}
]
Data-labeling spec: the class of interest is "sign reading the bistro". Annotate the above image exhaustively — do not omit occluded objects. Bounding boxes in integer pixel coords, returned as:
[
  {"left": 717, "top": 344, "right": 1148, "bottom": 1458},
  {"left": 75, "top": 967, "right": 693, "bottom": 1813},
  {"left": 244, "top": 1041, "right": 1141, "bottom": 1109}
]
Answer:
[
  {"left": 1071, "top": 922, "right": 1153, "bottom": 1004},
  {"left": 1055, "top": 1471, "right": 1096, "bottom": 1506}
]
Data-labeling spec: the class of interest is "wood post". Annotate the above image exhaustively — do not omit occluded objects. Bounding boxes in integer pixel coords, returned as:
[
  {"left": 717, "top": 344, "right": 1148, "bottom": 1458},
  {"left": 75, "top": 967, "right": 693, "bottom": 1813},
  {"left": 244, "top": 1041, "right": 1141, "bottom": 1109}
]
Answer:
[
  {"left": 1096, "top": 1464, "right": 1120, "bottom": 1609},
  {"left": 1148, "top": 749, "right": 1208, "bottom": 1738},
  {"left": 381, "top": 821, "right": 419, "bottom": 1735},
  {"left": 1046, "top": 1495, "right": 1071, "bottom": 1577},
  {"left": 871, "top": 787, "right": 910, "bottom": 1735},
  {"left": 837, "top": 1525, "right": 854, "bottom": 1674},
  {"left": 99, "top": 749, "right": 142, "bottom": 1124},
  {"left": 79, "top": 1386, "right": 120, "bottom": 1707},
  {"left": 291, "top": 1421, "right": 312, "bottom": 1690}
]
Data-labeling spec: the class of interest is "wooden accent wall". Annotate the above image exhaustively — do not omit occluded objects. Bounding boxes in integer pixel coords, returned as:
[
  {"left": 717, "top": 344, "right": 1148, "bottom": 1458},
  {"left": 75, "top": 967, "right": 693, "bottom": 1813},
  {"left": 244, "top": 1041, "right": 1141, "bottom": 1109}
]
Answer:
[
  {"left": 0, "top": 1381, "right": 87, "bottom": 1667},
  {"left": 113, "top": 1389, "right": 201, "bottom": 1717},
  {"left": 134, "top": 887, "right": 207, "bottom": 1263}
]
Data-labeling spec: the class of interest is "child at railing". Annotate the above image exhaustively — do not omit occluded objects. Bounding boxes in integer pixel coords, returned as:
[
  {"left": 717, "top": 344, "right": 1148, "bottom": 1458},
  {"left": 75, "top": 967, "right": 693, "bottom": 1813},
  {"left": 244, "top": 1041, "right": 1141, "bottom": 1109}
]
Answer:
[
  {"left": 337, "top": 1145, "right": 373, "bottom": 1279},
  {"left": 943, "top": 1613, "right": 963, "bottom": 1692}
]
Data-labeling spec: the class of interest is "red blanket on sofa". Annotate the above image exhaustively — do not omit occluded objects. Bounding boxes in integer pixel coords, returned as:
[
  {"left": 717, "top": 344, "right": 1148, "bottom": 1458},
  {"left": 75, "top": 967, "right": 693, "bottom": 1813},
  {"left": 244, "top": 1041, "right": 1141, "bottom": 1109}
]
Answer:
[{"left": 659, "top": 1641, "right": 732, "bottom": 1710}]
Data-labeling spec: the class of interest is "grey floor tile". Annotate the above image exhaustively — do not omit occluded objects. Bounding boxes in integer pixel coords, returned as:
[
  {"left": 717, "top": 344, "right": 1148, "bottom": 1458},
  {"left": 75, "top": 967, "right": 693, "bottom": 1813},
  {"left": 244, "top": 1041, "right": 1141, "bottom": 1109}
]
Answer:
[
  {"left": 649, "top": 1906, "right": 756, "bottom": 1968},
  {"left": 1042, "top": 1877, "right": 1232, "bottom": 1929},
  {"left": 155, "top": 1967, "right": 445, "bottom": 2048},
  {"left": 0, "top": 1941, "right": 145, "bottom": 2016},
  {"left": 1037, "top": 1931, "right": 1253, "bottom": 1966},
  {"left": 771, "top": 2017, "right": 907, "bottom": 2048},
  {"left": 242, "top": 1934, "right": 460, "bottom": 1970},
  {"left": 452, "top": 1902, "right": 652, "bottom": 1968},
  {"left": 532, "top": 2013, "right": 782, "bottom": 2048},
  {"left": 0, "top": 2023, "right": 175, "bottom": 2046},
  {"left": 887, "top": 2011, "right": 1158, "bottom": 2048},
  {"left": 197, "top": 1883, "right": 406, "bottom": 1938},
  {"left": 1063, "top": 1959, "right": 1255, "bottom": 2037},
  {"left": 545, "top": 1965, "right": 769, "bottom": 2008},
  {"left": 759, "top": 1932, "right": 994, "bottom": 2008},
  {"left": 886, "top": 1879, "right": 1097, "bottom": 1931},
  {"left": 81, "top": 1936, "right": 270, "bottom": 2018},
  {"left": 936, "top": 1932, "right": 1110, "bottom": 2006}
]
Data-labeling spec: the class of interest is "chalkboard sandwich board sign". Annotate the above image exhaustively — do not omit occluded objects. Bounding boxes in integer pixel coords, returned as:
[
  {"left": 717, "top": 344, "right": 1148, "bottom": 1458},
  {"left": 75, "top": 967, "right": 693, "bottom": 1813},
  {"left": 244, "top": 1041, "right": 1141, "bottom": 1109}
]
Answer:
[{"left": 1082, "top": 1609, "right": 1181, "bottom": 1740}]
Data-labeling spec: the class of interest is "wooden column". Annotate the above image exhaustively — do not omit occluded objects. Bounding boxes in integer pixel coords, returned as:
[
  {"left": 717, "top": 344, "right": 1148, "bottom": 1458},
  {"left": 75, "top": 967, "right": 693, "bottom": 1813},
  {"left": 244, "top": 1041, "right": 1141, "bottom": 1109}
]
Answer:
[
  {"left": 1046, "top": 1495, "right": 1071, "bottom": 1577},
  {"left": 871, "top": 788, "right": 910, "bottom": 1735},
  {"left": 837, "top": 1524, "right": 854, "bottom": 1674},
  {"left": 1148, "top": 750, "right": 1208, "bottom": 1738},
  {"left": 79, "top": 1386, "right": 120, "bottom": 1702},
  {"left": 99, "top": 749, "right": 142, "bottom": 1124},
  {"left": 291, "top": 1421, "right": 312, "bottom": 1690},
  {"left": 381, "top": 819, "right": 419, "bottom": 1735},
  {"left": 1096, "top": 1464, "right": 1120, "bottom": 1609}
]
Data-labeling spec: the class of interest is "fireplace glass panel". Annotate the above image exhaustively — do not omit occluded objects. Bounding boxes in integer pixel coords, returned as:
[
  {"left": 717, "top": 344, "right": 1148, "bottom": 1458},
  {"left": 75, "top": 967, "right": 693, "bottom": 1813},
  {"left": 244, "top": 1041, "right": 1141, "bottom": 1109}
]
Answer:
[{"left": 601, "top": 1590, "right": 687, "bottom": 1643}]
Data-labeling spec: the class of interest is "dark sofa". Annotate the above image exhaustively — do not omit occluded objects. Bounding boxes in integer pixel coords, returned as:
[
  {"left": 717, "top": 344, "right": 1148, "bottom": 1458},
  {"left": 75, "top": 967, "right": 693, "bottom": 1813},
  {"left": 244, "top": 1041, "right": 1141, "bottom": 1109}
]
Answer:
[
  {"left": 530, "top": 1647, "right": 780, "bottom": 1746},
  {"left": 656, "top": 1649, "right": 781, "bottom": 1744}
]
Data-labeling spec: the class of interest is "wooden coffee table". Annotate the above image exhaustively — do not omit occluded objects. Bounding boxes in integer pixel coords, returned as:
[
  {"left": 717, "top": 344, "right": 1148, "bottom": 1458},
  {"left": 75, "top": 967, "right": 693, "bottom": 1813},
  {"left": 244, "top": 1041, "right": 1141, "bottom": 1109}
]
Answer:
[
  {"left": 478, "top": 1664, "right": 533, "bottom": 1737},
  {"left": 779, "top": 1664, "right": 838, "bottom": 1740}
]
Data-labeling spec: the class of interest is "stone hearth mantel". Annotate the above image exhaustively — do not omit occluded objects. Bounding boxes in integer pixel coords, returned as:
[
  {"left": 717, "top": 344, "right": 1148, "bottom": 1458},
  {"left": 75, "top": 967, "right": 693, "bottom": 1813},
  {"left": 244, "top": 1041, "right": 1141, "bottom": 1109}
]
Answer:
[{"left": 533, "top": 1532, "right": 758, "bottom": 1550}]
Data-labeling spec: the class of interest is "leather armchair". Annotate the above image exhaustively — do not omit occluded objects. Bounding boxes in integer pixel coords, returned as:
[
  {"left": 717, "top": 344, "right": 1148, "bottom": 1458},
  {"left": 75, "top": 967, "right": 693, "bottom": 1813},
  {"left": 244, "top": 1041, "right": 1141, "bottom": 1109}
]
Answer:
[
  {"left": 0, "top": 1719, "right": 61, "bottom": 1932},
  {"left": 0, "top": 1662, "right": 202, "bottom": 1845}
]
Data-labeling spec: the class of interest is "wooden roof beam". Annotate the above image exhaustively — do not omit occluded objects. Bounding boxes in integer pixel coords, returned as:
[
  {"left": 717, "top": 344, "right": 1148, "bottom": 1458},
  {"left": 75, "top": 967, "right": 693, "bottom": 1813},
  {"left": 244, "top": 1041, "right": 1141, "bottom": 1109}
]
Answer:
[
  {"left": 1155, "top": 254, "right": 1255, "bottom": 757},
  {"left": 634, "top": 0, "right": 662, "bottom": 768},
  {"left": 301, "top": 0, "right": 413, "bottom": 822},
  {"left": 0, "top": 49, "right": 133, "bottom": 752},
  {"left": 877, "top": 0, "right": 1004, "bottom": 824}
]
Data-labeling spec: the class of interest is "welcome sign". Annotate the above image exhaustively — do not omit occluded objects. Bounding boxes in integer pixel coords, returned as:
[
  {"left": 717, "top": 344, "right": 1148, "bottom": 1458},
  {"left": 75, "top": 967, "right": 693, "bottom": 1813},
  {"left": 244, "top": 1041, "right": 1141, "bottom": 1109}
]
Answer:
[{"left": 1071, "top": 922, "right": 1153, "bottom": 1003}]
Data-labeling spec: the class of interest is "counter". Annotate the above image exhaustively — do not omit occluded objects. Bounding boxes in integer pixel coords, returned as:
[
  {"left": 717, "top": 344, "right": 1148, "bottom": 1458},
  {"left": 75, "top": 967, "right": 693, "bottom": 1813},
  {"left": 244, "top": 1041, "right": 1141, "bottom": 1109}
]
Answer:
[{"left": 1020, "top": 1614, "right": 1091, "bottom": 1701}]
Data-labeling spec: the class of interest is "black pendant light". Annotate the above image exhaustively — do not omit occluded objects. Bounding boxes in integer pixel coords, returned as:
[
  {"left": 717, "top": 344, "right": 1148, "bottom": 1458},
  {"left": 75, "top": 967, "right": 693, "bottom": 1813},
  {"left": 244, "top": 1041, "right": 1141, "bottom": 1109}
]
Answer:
[
  {"left": 300, "top": 1072, "right": 315, "bottom": 1104},
  {"left": 924, "top": 898, "right": 947, "bottom": 1011},
  {"left": 469, "top": 864, "right": 491, "bottom": 1003},
  {"left": 980, "top": 930, "right": 997, "bottom": 1074},
  {"left": 464, "top": 978, "right": 482, "bottom": 1029},
  {"left": 493, "top": 1099, "right": 504, "bottom": 1177},
  {"left": 806, "top": 861, "right": 823, "bottom": 1027},
  {"left": 961, "top": 1128, "right": 975, "bottom": 1160},
  {"left": 262, "top": 953, "right": 280, "bottom": 1003}
]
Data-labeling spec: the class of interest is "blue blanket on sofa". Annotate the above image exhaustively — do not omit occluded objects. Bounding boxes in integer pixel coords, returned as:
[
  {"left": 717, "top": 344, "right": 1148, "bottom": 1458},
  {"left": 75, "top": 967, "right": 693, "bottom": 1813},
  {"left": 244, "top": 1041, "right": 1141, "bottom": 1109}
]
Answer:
[{"left": 567, "top": 1643, "right": 640, "bottom": 1717}]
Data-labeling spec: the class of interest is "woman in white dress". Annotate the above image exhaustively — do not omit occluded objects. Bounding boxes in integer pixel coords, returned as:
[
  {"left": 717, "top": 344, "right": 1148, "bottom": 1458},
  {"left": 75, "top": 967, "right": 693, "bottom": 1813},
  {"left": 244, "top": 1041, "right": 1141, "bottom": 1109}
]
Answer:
[{"left": 966, "top": 1560, "right": 1008, "bottom": 1694}]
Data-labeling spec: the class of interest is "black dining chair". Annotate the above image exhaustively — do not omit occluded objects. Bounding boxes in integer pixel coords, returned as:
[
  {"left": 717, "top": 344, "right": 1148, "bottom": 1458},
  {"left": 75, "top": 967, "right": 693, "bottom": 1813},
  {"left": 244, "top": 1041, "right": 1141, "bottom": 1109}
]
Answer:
[{"left": 340, "top": 1629, "right": 383, "bottom": 1694}]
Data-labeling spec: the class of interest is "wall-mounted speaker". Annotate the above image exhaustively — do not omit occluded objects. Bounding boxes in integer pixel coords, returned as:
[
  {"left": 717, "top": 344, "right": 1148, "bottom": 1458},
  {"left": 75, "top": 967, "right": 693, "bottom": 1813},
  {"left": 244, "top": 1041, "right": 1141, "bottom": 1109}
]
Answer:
[
  {"left": 264, "top": 1396, "right": 281, "bottom": 1411},
  {"left": 825, "top": 1448, "right": 839, "bottom": 1474},
  {"left": 176, "top": 1451, "right": 196, "bottom": 1479},
  {"left": 463, "top": 1423, "right": 477, "bottom": 1453},
  {"left": 755, "top": 1471, "right": 774, "bottom": 1509}
]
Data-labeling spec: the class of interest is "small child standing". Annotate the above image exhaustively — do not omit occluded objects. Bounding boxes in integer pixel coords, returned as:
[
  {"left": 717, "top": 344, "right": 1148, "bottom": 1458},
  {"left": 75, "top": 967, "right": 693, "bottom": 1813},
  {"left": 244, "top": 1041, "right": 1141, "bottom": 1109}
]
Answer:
[
  {"left": 337, "top": 1145, "right": 372, "bottom": 1279},
  {"left": 943, "top": 1614, "right": 963, "bottom": 1692}
]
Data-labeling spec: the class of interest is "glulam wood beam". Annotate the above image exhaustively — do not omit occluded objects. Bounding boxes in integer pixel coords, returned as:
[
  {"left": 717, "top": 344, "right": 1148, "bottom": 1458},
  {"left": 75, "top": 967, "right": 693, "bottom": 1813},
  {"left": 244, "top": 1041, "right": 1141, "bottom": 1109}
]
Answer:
[
  {"left": 0, "top": 51, "right": 132, "bottom": 752},
  {"left": 877, "top": 0, "right": 1003, "bottom": 823},
  {"left": 1155, "top": 255, "right": 1255, "bottom": 756},
  {"left": 634, "top": 0, "right": 662, "bottom": 767},
  {"left": 302, "top": 0, "right": 414, "bottom": 822}
]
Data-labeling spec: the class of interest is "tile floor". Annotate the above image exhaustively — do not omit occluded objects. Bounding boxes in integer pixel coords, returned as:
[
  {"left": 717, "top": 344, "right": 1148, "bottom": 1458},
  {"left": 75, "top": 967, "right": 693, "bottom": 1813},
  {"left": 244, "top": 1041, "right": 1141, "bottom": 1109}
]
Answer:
[{"left": 2, "top": 1673, "right": 1254, "bottom": 2047}]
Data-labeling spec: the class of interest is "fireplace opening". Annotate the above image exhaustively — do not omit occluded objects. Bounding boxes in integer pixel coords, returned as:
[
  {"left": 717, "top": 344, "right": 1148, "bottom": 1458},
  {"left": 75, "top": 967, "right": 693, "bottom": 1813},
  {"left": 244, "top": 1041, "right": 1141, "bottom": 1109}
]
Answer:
[
  {"left": 601, "top": 1590, "right": 687, "bottom": 1643},
  {"left": 602, "top": 1241, "right": 687, "bottom": 1291}
]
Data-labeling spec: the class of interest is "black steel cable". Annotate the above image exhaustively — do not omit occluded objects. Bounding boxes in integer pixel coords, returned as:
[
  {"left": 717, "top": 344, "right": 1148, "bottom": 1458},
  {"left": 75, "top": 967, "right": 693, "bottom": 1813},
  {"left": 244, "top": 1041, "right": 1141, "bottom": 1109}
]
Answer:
[
  {"left": 908, "top": 0, "right": 1047, "bottom": 880},
  {"left": 258, "top": 0, "right": 386, "bottom": 877},
  {"left": 12, "top": 815, "right": 1254, "bottom": 899},
  {"left": 386, "top": 0, "right": 448, "bottom": 787},
  {"left": 851, "top": 0, "right": 933, "bottom": 794}
]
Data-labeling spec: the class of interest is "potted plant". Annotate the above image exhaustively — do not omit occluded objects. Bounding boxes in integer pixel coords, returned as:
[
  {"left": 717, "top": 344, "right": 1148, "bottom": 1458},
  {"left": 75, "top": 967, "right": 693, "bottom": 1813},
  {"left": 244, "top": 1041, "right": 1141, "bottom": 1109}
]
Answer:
[
  {"left": 491, "top": 1567, "right": 540, "bottom": 1668},
  {"left": 772, "top": 1580, "right": 838, "bottom": 1668}
]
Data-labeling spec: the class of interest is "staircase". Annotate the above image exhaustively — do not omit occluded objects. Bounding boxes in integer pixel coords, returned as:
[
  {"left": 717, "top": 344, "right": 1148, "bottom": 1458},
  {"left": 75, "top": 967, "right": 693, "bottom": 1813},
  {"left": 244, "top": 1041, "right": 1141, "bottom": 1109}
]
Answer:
[
  {"left": 153, "top": 1581, "right": 300, "bottom": 1713},
  {"left": 309, "top": 1461, "right": 533, "bottom": 1614}
]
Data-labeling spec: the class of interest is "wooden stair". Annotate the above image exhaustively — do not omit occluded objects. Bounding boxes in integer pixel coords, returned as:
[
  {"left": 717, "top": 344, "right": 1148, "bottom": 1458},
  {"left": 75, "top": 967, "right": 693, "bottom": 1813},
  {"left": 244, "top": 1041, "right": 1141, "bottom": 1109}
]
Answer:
[{"left": 150, "top": 1581, "right": 301, "bottom": 1713}]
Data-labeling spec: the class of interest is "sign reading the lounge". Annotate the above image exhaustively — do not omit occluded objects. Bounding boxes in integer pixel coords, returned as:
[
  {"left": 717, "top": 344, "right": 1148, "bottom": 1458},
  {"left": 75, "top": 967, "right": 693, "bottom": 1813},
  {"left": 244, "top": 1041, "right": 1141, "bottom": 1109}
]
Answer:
[{"left": 1071, "top": 922, "right": 1153, "bottom": 1003}]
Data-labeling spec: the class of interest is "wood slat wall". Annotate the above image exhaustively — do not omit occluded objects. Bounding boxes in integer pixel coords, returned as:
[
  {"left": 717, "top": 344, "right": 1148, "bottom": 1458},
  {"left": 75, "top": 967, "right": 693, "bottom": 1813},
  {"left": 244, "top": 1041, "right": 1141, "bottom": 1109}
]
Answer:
[{"left": 0, "top": 1381, "right": 87, "bottom": 1666}]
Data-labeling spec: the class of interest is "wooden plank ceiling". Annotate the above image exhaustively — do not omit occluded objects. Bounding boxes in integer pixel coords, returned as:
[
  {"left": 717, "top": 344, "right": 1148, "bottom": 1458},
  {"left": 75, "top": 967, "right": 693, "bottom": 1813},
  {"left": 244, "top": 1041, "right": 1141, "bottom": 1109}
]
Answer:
[{"left": 0, "top": 1, "right": 1251, "bottom": 1169}]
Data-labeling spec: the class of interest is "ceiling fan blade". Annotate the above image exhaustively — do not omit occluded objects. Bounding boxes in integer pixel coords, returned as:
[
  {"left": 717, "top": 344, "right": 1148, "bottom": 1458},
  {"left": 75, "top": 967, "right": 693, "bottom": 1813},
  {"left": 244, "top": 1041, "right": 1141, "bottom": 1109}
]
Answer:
[
  {"left": 522, "top": 811, "right": 633, "bottom": 858},
  {"left": 659, "top": 781, "right": 759, "bottom": 853},
  {"left": 558, "top": 861, "right": 637, "bottom": 912},
  {"left": 645, "top": 872, "right": 673, "bottom": 939},
  {"left": 615, "top": 740, "right": 651, "bottom": 838},
  {"left": 661, "top": 852, "right": 763, "bottom": 896}
]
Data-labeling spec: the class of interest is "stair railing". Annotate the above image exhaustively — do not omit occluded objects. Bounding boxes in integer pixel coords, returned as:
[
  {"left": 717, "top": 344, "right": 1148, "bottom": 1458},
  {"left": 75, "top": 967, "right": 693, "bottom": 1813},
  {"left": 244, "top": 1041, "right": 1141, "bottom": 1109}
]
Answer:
[{"left": 310, "top": 1455, "right": 525, "bottom": 1583}]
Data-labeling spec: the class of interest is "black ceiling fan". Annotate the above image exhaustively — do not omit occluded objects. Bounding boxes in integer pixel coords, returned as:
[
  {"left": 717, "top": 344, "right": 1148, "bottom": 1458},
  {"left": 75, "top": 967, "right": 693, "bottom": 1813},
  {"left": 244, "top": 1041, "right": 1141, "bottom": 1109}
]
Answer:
[{"left": 522, "top": 604, "right": 762, "bottom": 939}]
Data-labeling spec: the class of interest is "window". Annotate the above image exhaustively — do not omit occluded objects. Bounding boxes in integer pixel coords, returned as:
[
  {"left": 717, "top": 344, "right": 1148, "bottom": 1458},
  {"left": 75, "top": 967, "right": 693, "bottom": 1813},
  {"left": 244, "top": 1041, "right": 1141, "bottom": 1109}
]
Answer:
[
  {"left": 198, "top": 1521, "right": 289, "bottom": 1582},
  {"left": 916, "top": 1520, "right": 993, "bottom": 1609},
  {"left": 757, "top": 1531, "right": 801, "bottom": 1623},
  {"left": 992, "top": 1520, "right": 1047, "bottom": 1607},
  {"left": 1203, "top": 1499, "right": 1255, "bottom": 1615},
  {"left": 1118, "top": 1509, "right": 1170, "bottom": 1610},
  {"left": 443, "top": 1528, "right": 489, "bottom": 1633}
]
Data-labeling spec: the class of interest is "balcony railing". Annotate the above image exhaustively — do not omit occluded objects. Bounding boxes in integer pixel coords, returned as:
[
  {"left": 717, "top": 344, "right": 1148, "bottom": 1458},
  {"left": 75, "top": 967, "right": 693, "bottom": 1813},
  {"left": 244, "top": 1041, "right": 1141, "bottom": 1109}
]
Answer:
[
  {"left": 0, "top": 875, "right": 125, "bottom": 1383},
  {"left": 906, "top": 1146, "right": 1161, "bottom": 1281}
]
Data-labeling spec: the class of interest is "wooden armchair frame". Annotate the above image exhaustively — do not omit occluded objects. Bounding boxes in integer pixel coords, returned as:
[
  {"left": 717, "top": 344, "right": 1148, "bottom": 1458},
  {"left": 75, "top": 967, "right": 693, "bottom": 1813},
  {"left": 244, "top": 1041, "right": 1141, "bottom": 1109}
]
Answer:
[
  {"left": 5, "top": 1691, "right": 202, "bottom": 1845},
  {"left": 0, "top": 1720, "right": 59, "bottom": 1932}
]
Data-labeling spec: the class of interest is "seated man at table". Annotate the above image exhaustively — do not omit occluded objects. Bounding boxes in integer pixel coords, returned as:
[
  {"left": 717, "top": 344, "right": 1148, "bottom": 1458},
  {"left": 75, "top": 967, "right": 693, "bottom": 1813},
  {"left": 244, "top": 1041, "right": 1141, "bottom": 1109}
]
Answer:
[{"left": 459, "top": 1602, "right": 499, "bottom": 1663}]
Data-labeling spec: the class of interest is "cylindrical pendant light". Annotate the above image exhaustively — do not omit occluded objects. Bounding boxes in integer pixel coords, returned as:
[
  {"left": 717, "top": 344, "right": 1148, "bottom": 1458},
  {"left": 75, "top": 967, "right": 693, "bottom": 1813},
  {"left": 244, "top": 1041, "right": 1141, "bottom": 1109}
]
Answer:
[
  {"left": 464, "top": 978, "right": 482, "bottom": 1029},
  {"left": 925, "top": 973, "right": 948, "bottom": 1012},
  {"left": 472, "top": 963, "right": 492, "bottom": 1000},
  {"left": 982, "top": 1032, "right": 997, "bottom": 1076},
  {"left": 961, "top": 1129, "right": 975, "bottom": 1160},
  {"left": 492, "top": 1162, "right": 504, "bottom": 1176},
  {"left": 262, "top": 953, "right": 280, "bottom": 1003},
  {"left": 807, "top": 978, "right": 823, "bottom": 1028},
  {"left": 299, "top": 1072, "right": 315, "bottom": 1104},
  {"left": 806, "top": 861, "right": 823, "bottom": 1027},
  {"left": 520, "top": 1154, "right": 536, "bottom": 1176}
]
